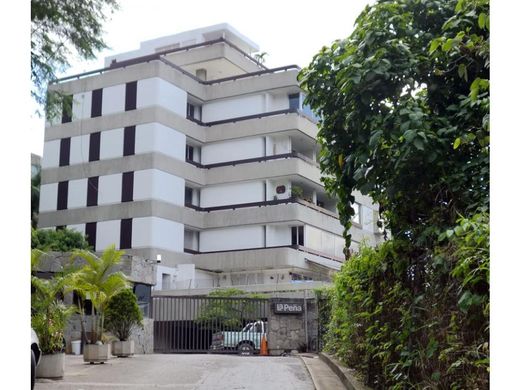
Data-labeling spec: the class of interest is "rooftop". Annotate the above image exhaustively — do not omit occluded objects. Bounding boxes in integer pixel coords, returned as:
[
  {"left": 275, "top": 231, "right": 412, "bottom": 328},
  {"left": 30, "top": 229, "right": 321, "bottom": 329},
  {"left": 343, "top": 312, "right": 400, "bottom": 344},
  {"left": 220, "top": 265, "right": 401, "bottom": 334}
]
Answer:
[{"left": 104, "top": 23, "right": 261, "bottom": 67}]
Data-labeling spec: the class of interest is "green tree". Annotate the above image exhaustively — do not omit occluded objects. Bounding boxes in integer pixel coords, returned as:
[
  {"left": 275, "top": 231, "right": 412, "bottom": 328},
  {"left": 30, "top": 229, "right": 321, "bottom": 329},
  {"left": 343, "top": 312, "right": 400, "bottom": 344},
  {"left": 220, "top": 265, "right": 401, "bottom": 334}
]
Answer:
[
  {"left": 31, "top": 227, "right": 92, "bottom": 252},
  {"left": 196, "top": 288, "right": 266, "bottom": 330},
  {"left": 299, "top": 0, "right": 489, "bottom": 250},
  {"left": 105, "top": 289, "right": 143, "bottom": 341},
  {"left": 70, "top": 245, "right": 129, "bottom": 344},
  {"left": 31, "top": 0, "right": 119, "bottom": 116}
]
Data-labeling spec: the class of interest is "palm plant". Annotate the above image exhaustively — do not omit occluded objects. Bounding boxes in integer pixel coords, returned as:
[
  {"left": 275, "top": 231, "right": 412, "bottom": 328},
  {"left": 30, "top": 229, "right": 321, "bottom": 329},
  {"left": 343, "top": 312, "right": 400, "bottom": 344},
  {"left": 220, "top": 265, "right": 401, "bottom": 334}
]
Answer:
[
  {"left": 31, "top": 249, "right": 76, "bottom": 354},
  {"left": 70, "top": 245, "right": 129, "bottom": 344}
]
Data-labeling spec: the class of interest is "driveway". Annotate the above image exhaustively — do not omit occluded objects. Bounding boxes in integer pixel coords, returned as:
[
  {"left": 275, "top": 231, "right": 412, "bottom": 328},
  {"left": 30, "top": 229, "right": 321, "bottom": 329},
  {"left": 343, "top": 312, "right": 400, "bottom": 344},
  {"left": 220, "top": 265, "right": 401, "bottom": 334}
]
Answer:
[{"left": 35, "top": 353, "right": 314, "bottom": 390}]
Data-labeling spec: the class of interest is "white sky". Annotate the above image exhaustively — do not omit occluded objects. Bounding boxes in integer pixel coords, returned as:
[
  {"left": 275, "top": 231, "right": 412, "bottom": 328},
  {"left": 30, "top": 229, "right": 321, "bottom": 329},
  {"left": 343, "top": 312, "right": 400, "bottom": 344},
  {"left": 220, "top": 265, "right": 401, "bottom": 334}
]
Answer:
[{"left": 29, "top": 0, "right": 373, "bottom": 155}]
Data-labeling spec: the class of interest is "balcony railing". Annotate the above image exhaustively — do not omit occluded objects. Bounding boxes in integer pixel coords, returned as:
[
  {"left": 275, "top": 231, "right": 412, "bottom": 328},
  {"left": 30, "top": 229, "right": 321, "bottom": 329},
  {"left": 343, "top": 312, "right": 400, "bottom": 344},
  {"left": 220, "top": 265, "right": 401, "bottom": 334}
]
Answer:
[
  {"left": 53, "top": 37, "right": 301, "bottom": 85},
  {"left": 182, "top": 244, "right": 344, "bottom": 264},
  {"left": 186, "top": 107, "right": 317, "bottom": 127},
  {"left": 185, "top": 196, "right": 338, "bottom": 219},
  {"left": 186, "top": 151, "right": 319, "bottom": 169}
]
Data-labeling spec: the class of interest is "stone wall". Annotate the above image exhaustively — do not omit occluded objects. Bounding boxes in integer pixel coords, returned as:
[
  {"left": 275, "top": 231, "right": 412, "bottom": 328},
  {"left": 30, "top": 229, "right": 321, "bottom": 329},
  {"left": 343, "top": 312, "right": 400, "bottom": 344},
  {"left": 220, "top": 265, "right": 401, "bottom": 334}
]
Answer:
[
  {"left": 267, "top": 297, "right": 318, "bottom": 356},
  {"left": 130, "top": 318, "right": 154, "bottom": 354}
]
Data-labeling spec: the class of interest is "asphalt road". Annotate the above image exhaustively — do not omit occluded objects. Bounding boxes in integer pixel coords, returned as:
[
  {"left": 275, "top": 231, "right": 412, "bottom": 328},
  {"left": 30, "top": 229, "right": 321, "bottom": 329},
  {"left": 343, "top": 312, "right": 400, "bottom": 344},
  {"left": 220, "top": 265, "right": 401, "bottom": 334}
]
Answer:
[{"left": 35, "top": 353, "right": 315, "bottom": 390}]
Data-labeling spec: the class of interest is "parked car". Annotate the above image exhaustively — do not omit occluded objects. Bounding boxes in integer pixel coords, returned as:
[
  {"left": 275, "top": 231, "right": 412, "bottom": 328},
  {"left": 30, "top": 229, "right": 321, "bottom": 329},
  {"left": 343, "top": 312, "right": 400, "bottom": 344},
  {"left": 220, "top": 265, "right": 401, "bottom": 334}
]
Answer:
[
  {"left": 31, "top": 328, "right": 41, "bottom": 390},
  {"left": 210, "top": 320, "right": 267, "bottom": 355}
]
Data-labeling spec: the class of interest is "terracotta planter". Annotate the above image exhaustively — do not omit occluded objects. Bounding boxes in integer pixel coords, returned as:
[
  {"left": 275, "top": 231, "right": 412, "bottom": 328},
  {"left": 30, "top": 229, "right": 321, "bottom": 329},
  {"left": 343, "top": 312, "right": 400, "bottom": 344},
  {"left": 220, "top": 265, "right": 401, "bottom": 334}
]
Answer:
[
  {"left": 36, "top": 352, "right": 65, "bottom": 378},
  {"left": 112, "top": 340, "right": 135, "bottom": 357},
  {"left": 83, "top": 343, "right": 110, "bottom": 363}
]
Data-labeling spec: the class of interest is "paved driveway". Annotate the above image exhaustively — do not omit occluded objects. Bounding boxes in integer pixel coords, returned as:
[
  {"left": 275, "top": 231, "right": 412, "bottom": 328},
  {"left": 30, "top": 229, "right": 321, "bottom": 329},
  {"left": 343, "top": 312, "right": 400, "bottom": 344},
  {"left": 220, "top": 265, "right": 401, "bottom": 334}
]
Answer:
[{"left": 35, "top": 354, "right": 314, "bottom": 390}]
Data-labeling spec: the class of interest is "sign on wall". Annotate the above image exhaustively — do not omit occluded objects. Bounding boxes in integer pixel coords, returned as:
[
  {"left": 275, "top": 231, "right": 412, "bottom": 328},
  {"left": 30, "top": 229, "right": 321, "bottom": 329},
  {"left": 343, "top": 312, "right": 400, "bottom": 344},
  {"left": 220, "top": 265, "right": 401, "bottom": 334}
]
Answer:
[{"left": 273, "top": 301, "right": 303, "bottom": 314}]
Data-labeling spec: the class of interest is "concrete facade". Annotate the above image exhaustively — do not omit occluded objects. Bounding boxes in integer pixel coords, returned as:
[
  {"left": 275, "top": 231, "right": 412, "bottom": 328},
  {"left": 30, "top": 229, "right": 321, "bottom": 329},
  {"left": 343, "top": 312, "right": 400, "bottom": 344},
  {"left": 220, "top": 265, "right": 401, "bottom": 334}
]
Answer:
[{"left": 39, "top": 24, "right": 384, "bottom": 294}]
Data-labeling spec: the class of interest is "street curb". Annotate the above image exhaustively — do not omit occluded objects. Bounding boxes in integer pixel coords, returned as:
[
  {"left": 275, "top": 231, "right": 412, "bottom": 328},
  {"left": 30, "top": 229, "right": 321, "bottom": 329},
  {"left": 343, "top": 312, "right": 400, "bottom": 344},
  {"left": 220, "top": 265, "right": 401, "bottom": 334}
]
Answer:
[
  {"left": 319, "top": 352, "right": 371, "bottom": 390},
  {"left": 298, "top": 354, "right": 317, "bottom": 390}
]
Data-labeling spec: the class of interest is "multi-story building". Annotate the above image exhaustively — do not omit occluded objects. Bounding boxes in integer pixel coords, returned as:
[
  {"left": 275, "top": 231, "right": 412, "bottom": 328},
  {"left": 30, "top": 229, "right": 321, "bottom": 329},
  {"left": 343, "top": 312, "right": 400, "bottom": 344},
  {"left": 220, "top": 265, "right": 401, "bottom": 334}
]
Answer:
[{"left": 38, "top": 24, "right": 383, "bottom": 293}]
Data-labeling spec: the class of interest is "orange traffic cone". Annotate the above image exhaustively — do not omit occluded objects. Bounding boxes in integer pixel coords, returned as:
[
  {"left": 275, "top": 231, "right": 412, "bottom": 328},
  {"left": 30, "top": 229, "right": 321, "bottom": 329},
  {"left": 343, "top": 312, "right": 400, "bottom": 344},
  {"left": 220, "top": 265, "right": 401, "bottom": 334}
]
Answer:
[{"left": 260, "top": 335, "right": 268, "bottom": 356}]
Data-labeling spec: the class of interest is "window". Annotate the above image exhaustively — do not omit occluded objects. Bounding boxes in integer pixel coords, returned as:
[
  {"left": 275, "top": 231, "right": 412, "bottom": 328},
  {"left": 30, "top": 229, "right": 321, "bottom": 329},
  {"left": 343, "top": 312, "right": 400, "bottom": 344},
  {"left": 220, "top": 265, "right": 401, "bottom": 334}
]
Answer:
[
  {"left": 121, "top": 172, "right": 134, "bottom": 202},
  {"left": 120, "top": 218, "right": 132, "bottom": 249},
  {"left": 123, "top": 126, "right": 136, "bottom": 156},
  {"left": 125, "top": 81, "right": 137, "bottom": 111},
  {"left": 291, "top": 226, "right": 304, "bottom": 246},
  {"left": 59, "top": 138, "right": 70, "bottom": 166},
  {"left": 89, "top": 132, "right": 100, "bottom": 161},
  {"left": 91, "top": 89, "right": 102, "bottom": 117},
  {"left": 133, "top": 283, "right": 151, "bottom": 317},
  {"left": 185, "top": 187, "right": 193, "bottom": 206},
  {"left": 185, "top": 145, "right": 194, "bottom": 161},
  {"left": 85, "top": 222, "right": 97, "bottom": 249},
  {"left": 61, "top": 95, "right": 73, "bottom": 123},
  {"left": 186, "top": 102, "right": 201, "bottom": 120},
  {"left": 288, "top": 93, "right": 300, "bottom": 110},
  {"left": 87, "top": 177, "right": 98, "bottom": 207},
  {"left": 57, "top": 181, "right": 68, "bottom": 210}
]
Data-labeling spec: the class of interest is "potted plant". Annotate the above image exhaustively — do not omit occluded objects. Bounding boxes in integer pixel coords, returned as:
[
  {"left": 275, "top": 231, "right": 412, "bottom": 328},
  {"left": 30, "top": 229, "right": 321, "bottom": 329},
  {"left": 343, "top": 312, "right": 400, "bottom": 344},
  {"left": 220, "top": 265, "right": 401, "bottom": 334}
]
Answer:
[
  {"left": 105, "top": 289, "right": 143, "bottom": 357},
  {"left": 31, "top": 249, "right": 75, "bottom": 378},
  {"left": 71, "top": 245, "right": 129, "bottom": 364}
]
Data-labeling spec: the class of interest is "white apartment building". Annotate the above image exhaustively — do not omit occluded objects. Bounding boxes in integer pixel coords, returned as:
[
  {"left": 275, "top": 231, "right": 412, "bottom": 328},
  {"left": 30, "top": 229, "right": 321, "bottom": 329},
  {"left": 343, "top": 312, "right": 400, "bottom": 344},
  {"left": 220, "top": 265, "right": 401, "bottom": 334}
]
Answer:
[{"left": 38, "top": 24, "right": 384, "bottom": 293}]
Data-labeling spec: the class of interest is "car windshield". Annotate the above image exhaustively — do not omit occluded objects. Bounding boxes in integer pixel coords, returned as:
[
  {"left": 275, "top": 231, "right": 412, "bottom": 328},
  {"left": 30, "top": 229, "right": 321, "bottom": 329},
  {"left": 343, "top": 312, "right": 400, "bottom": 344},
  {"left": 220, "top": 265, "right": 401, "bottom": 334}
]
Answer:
[{"left": 242, "top": 323, "right": 253, "bottom": 332}]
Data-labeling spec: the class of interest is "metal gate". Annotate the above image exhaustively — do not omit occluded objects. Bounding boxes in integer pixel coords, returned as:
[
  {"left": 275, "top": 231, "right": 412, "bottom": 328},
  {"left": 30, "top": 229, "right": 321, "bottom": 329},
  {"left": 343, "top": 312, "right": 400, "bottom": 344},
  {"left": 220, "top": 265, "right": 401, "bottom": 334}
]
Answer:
[{"left": 153, "top": 296, "right": 269, "bottom": 353}]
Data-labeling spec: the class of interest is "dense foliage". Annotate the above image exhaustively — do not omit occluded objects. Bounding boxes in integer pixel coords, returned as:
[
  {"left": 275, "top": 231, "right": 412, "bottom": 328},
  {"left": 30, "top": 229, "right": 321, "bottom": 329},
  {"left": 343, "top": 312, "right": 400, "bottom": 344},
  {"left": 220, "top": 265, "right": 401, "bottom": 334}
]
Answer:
[
  {"left": 299, "top": 0, "right": 489, "bottom": 249},
  {"left": 299, "top": 0, "right": 489, "bottom": 387},
  {"left": 196, "top": 288, "right": 267, "bottom": 330},
  {"left": 31, "top": 249, "right": 75, "bottom": 354},
  {"left": 325, "top": 214, "right": 488, "bottom": 388},
  {"left": 105, "top": 289, "right": 143, "bottom": 341},
  {"left": 32, "top": 227, "right": 92, "bottom": 252},
  {"left": 31, "top": 0, "right": 119, "bottom": 116}
]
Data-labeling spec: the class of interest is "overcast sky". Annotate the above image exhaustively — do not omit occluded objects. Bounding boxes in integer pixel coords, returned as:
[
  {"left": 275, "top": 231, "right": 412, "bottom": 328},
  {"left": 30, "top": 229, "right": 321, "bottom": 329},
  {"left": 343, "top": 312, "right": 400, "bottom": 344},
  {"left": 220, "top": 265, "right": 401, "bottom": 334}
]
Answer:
[{"left": 29, "top": 0, "right": 373, "bottom": 155}]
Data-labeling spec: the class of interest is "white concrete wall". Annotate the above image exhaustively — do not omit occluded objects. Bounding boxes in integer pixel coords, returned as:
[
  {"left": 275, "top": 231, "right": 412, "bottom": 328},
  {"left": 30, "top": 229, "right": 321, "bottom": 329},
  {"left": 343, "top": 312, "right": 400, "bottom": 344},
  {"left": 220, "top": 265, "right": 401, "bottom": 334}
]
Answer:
[
  {"left": 155, "top": 265, "right": 178, "bottom": 290},
  {"left": 202, "top": 94, "right": 265, "bottom": 122},
  {"left": 200, "top": 181, "right": 264, "bottom": 208},
  {"left": 361, "top": 205, "right": 375, "bottom": 232},
  {"left": 305, "top": 225, "right": 345, "bottom": 258},
  {"left": 132, "top": 217, "right": 184, "bottom": 252},
  {"left": 135, "top": 123, "right": 186, "bottom": 161},
  {"left": 133, "top": 169, "right": 185, "bottom": 206},
  {"left": 102, "top": 84, "right": 126, "bottom": 116},
  {"left": 271, "top": 135, "right": 292, "bottom": 155},
  {"left": 201, "top": 137, "right": 264, "bottom": 165},
  {"left": 41, "top": 140, "right": 60, "bottom": 168},
  {"left": 266, "top": 92, "right": 290, "bottom": 111},
  {"left": 67, "top": 178, "right": 87, "bottom": 209},
  {"left": 69, "top": 135, "right": 90, "bottom": 165},
  {"left": 96, "top": 219, "right": 121, "bottom": 251},
  {"left": 39, "top": 183, "right": 58, "bottom": 212},
  {"left": 72, "top": 91, "right": 92, "bottom": 120},
  {"left": 67, "top": 224, "right": 85, "bottom": 236},
  {"left": 100, "top": 128, "right": 124, "bottom": 160},
  {"left": 98, "top": 173, "right": 122, "bottom": 205},
  {"left": 137, "top": 77, "right": 187, "bottom": 118},
  {"left": 266, "top": 225, "right": 292, "bottom": 247},
  {"left": 199, "top": 225, "right": 264, "bottom": 252}
]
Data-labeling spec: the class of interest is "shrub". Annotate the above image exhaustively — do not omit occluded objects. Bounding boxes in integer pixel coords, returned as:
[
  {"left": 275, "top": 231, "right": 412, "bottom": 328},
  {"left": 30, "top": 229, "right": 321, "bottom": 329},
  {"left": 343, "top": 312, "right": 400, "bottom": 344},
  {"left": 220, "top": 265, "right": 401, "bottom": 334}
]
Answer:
[
  {"left": 324, "top": 214, "right": 489, "bottom": 389},
  {"left": 105, "top": 289, "right": 143, "bottom": 341},
  {"left": 31, "top": 227, "right": 91, "bottom": 252}
]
